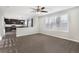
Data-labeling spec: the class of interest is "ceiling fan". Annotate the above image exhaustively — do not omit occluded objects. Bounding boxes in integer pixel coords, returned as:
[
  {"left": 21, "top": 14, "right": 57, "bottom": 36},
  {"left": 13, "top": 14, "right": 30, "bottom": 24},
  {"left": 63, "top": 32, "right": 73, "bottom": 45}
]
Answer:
[{"left": 31, "top": 6, "right": 48, "bottom": 13}]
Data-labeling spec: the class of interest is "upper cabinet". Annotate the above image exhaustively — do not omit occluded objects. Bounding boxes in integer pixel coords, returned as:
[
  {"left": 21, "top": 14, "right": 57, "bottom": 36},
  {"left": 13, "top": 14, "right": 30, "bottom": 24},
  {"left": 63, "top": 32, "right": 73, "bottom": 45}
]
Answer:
[{"left": 4, "top": 18, "right": 25, "bottom": 25}]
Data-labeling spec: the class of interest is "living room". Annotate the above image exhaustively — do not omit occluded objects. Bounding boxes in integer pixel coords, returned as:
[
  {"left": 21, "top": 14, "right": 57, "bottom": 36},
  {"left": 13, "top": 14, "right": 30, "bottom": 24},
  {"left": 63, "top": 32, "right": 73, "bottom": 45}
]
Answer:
[{"left": 0, "top": 6, "right": 79, "bottom": 53}]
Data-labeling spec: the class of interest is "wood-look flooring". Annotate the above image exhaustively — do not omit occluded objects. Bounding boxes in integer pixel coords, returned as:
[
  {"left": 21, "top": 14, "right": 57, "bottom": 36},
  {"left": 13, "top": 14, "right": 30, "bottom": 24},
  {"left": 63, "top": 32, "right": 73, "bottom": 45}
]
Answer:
[{"left": 0, "top": 33, "right": 79, "bottom": 53}]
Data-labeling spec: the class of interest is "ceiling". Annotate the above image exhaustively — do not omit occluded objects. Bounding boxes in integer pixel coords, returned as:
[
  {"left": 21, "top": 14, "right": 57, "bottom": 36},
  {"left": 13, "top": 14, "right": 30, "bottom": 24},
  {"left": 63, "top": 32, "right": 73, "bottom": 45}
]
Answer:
[{"left": 0, "top": 6, "right": 75, "bottom": 17}]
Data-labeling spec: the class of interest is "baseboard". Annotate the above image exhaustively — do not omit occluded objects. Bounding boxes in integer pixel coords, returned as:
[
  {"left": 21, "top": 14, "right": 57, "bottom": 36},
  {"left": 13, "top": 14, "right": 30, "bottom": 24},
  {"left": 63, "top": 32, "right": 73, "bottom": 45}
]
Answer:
[{"left": 40, "top": 33, "right": 79, "bottom": 43}]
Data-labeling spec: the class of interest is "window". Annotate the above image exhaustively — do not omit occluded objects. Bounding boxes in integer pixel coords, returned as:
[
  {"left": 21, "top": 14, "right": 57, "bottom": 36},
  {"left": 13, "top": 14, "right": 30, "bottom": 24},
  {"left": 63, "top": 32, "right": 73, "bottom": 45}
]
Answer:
[
  {"left": 0, "top": 36, "right": 2, "bottom": 40},
  {"left": 25, "top": 18, "right": 33, "bottom": 27},
  {"left": 45, "top": 14, "right": 69, "bottom": 32},
  {"left": 59, "top": 14, "right": 69, "bottom": 32},
  {"left": 45, "top": 17, "right": 55, "bottom": 29},
  {"left": 28, "top": 19, "right": 31, "bottom": 27}
]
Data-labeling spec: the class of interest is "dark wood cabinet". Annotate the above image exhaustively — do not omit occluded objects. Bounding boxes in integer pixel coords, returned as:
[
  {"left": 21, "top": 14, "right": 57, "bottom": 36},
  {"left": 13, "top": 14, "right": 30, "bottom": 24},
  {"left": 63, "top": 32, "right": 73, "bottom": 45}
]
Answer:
[
  {"left": 4, "top": 18, "right": 25, "bottom": 25},
  {"left": 5, "top": 27, "right": 12, "bottom": 32}
]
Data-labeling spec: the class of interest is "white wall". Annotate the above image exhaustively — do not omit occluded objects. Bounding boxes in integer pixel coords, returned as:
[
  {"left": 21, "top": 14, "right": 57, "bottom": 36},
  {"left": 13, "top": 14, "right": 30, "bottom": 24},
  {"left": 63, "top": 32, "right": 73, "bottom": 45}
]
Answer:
[
  {"left": 0, "top": 9, "right": 5, "bottom": 40},
  {"left": 39, "top": 7, "right": 79, "bottom": 42}
]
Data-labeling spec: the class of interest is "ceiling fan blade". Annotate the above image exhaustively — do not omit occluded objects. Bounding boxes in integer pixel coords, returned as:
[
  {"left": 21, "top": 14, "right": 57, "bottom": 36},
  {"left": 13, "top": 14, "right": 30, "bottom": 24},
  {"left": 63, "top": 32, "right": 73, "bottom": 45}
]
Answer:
[
  {"left": 41, "top": 7, "right": 45, "bottom": 10},
  {"left": 41, "top": 11, "right": 48, "bottom": 13}
]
